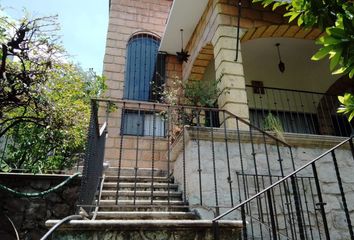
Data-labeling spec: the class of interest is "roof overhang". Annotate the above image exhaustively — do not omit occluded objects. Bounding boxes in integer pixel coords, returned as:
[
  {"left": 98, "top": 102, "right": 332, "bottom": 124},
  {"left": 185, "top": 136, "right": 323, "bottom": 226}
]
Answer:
[{"left": 159, "top": 0, "right": 209, "bottom": 55}]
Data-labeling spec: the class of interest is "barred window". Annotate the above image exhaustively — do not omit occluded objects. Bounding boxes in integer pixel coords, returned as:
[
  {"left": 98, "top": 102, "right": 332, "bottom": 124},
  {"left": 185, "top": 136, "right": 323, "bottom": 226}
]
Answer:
[
  {"left": 123, "top": 33, "right": 165, "bottom": 101},
  {"left": 122, "top": 33, "right": 166, "bottom": 136}
]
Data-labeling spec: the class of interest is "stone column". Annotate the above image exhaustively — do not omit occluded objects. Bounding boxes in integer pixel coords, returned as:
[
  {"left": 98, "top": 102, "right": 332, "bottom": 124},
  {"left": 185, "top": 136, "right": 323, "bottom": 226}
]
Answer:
[{"left": 212, "top": 25, "right": 249, "bottom": 129}]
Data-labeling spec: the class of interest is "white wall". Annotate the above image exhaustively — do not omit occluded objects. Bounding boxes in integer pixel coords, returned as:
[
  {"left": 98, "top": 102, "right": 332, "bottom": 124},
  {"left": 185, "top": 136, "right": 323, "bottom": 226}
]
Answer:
[{"left": 242, "top": 38, "right": 339, "bottom": 94}]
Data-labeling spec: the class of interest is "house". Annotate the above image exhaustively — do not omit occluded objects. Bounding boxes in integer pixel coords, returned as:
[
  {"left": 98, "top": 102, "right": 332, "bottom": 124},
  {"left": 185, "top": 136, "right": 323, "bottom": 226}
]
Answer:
[{"left": 49, "top": 0, "right": 354, "bottom": 239}]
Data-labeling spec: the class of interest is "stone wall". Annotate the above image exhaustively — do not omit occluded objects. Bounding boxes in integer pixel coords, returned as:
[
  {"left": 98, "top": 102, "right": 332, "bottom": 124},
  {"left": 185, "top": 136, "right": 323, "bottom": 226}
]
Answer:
[
  {"left": 0, "top": 174, "right": 80, "bottom": 240},
  {"left": 172, "top": 128, "right": 354, "bottom": 239},
  {"left": 103, "top": 0, "right": 172, "bottom": 100}
]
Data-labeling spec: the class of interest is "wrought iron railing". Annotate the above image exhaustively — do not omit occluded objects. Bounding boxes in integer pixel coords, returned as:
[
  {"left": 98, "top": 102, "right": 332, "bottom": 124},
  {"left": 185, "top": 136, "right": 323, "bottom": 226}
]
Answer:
[
  {"left": 78, "top": 98, "right": 354, "bottom": 239},
  {"left": 86, "top": 99, "right": 293, "bottom": 214},
  {"left": 213, "top": 136, "right": 354, "bottom": 240},
  {"left": 77, "top": 100, "right": 107, "bottom": 214},
  {"left": 246, "top": 85, "right": 353, "bottom": 137}
]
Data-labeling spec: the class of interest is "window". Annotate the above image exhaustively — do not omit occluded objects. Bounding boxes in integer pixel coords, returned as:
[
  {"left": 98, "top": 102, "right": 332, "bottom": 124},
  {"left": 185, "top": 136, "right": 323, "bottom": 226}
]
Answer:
[
  {"left": 122, "top": 33, "right": 166, "bottom": 136},
  {"left": 123, "top": 110, "right": 165, "bottom": 137},
  {"left": 250, "top": 109, "right": 319, "bottom": 134},
  {"left": 123, "top": 33, "right": 165, "bottom": 101}
]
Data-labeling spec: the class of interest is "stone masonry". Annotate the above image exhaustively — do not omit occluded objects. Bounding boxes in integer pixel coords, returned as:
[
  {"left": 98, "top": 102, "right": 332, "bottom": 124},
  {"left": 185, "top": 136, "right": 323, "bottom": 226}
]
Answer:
[
  {"left": 102, "top": 0, "right": 297, "bottom": 167},
  {"left": 102, "top": 0, "right": 179, "bottom": 169},
  {"left": 0, "top": 174, "right": 80, "bottom": 240}
]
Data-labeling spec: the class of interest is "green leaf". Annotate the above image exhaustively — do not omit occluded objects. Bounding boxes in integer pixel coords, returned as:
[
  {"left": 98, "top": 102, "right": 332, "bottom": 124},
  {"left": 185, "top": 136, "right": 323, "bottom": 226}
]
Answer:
[
  {"left": 285, "top": 12, "right": 301, "bottom": 23},
  {"left": 326, "top": 28, "right": 346, "bottom": 38},
  {"left": 333, "top": 66, "right": 348, "bottom": 74},
  {"left": 349, "top": 111, "right": 354, "bottom": 122},
  {"left": 311, "top": 46, "right": 332, "bottom": 60},
  {"left": 349, "top": 68, "right": 354, "bottom": 78},
  {"left": 321, "top": 36, "right": 342, "bottom": 45},
  {"left": 329, "top": 49, "right": 342, "bottom": 71},
  {"left": 338, "top": 96, "right": 345, "bottom": 104}
]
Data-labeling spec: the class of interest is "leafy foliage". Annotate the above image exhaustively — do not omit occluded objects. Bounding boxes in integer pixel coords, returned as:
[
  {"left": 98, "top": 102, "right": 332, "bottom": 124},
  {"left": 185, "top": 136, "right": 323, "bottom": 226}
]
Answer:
[
  {"left": 338, "top": 93, "right": 354, "bottom": 121},
  {"left": 152, "top": 75, "right": 226, "bottom": 141},
  {"left": 159, "top": 75, "right": 225, "bottom": 107},
  {"left": 0, "top": 13, "right": 106, "bottom": 172}
]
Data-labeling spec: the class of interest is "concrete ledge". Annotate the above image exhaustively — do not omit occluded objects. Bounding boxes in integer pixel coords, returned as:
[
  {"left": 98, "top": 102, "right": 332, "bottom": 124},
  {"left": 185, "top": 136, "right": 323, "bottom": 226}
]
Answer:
[
  {"left": 0, "top": 172, "right": 82, "bottom": 181},
  {"left": 45, "top": 219, "right": 243, "bottom": 230},
  {"left": 279, "top": 132, "right": 348, "bottom": 148}
]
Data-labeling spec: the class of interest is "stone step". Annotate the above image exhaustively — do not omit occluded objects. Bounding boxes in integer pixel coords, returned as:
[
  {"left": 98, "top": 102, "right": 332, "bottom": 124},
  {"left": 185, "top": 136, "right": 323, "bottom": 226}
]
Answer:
[
  {"left": 99, "top": 199, "right": 186, "bottom": 206},
  {"left": 102, "top": 190, "right": 181, "bottom": 197},
  {"left": 98, "top": 204, "right": 190, "bottom": 212},
  {"left": 94, "top": 211, "right": 197, "bottom": 220},
  {"left": 104, "top": 167, "right": 168, "bottom": 177},
  {"left": 103, "top": 182, "right": 178, "bottom": 190},
  {"left": 46, "top": 219, "right": 242, "bottom": 240},
  {"left": 100, "top": 190, "right": 182, "bottom": 201},
  {"left": 104, "top": 175, "right": 172, "bottom": 183}
]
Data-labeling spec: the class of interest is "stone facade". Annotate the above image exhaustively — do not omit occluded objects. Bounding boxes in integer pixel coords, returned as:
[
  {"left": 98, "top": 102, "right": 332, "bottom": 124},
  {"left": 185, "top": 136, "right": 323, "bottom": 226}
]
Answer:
[
  {"left": 104, "top": 0, "right": 173, "bottom": 100},
  {"left": 172, "top": 128, "right": 354, "bottom": 239},
  {"left": 181, "top": 0, "right": 290, "bottom": 124},
  {"left": 0, "top": 174, "right": 80, "bottom": 240},
  {"left": 102, "top": 0, "right": 182, "bottom": 169},
  {"left": 52, "top": 227, "right": 240, "bottom": 240},
  {"left": 101, "top": 0, "right": 315, "bottom": 169}
]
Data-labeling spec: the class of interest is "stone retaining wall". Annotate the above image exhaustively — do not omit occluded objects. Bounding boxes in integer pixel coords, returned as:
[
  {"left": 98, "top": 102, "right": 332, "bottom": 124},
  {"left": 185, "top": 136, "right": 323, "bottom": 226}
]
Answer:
[
  {"left": 0, "top": 174, "right": 80, "bottom": 240},
  {"left": 172, "top": 128, "right": 354, "bottom": 239}
]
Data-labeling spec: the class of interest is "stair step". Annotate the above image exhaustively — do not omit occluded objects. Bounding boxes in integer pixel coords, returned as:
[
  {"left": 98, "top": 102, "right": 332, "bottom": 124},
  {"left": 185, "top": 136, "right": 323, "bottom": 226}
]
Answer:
[
  {"left": 95, "top": 211, "right": 197, "bottom": 220},
  {"left": 105, "top": 175, "right": 172, "bottom": 183},
  {"left": 46, "top": 219, "right": 243, "bottom": 229},
  {"left": 104, "top": 167, "right": 167, "bottom": 177},
  {"left": 101, "top": 190, "right": 181, "bottom": 197},
  {"left": 98, "top": 205, "right": 190, "bottom": 212},
  {"left": 46, "top": 220, "right": 242, "bottom": 239},
  {"left": 103, "top": 182, "right": 178, "bottom": 190},
  {"left": 99, "top": 199, "right": 186, "bottom": 206},
  {"left": 101, "top": 191, "right": 181, "bottom": 197}
]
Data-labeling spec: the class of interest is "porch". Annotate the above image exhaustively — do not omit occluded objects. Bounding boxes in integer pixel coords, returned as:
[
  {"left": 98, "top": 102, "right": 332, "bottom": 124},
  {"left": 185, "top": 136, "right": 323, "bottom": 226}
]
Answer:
[{"left": 77, "top": 98, "right": 354, "bottom": 240}]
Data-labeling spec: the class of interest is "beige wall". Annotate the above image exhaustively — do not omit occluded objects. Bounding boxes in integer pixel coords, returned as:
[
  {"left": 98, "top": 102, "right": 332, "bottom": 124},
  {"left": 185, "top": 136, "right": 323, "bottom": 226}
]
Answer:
[
  {"left": 102, "top": 0, "right": 319, "bottom": 167},
  {"left": 180, "top": 0, "right": 293, "bottom": 125},
  {"left": 102, "top": 0, "right": 173, "bottom": 168}
]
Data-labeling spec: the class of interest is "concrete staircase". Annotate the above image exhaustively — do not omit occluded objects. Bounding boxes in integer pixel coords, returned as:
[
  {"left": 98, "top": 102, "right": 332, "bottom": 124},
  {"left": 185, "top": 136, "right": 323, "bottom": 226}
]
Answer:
[
  {"left": 46, "top": 167, "right": 242, "bottom": 239},
  {"left": 95, "top": 167, "right": 197, "bottom": 220}
]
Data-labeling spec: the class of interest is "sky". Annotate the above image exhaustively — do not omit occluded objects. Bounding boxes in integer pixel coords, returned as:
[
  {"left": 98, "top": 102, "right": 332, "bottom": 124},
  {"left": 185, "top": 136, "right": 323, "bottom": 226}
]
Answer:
[{"left": 0, "top": 0, "right": 109, "bottom": 74}]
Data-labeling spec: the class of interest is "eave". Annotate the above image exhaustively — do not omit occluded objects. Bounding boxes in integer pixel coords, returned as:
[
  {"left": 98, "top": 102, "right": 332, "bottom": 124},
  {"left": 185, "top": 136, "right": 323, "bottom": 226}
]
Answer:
[{"left": 159, "top": 0, "right": 209, "bottom": 55}]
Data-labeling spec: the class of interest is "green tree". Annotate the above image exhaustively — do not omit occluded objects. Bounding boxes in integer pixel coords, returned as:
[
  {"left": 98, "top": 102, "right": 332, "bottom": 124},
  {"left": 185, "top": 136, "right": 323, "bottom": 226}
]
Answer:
[
  {"left": 0, "top": 13, "right": 106, "bottom": 172},
  {"left": 254, "top": 0, "right": 354, "bottom": 119},
  {"left": 3, "top": 64, "right": 105, "bottom": 172}
]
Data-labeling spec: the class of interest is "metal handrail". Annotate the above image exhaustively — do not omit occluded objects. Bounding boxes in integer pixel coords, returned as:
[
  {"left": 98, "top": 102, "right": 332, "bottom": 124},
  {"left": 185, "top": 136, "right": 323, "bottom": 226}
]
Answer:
[
  {"left": 91, "top": 98, "right": 289, "bottom": 146},
  {"left": 91, "top": 174, "right": 106, "bottom": 220},
  {"left": 77, "top": 99, "right": 107, "bottom": 214},
  {"left": 212, "top": 135, "right": 353, "bottom": 222},
  {"left": 245, "top": 84, "right": 338, "bottom": 96},
  {"left": 40, "top": 215, "right": 83, "bottom": 240}
]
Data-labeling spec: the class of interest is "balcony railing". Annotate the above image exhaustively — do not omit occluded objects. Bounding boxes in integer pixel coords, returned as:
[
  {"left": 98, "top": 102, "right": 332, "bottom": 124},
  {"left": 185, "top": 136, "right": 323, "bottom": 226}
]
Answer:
[{"left": 246, "top": 85, "right": 353, "bottom": 137}]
